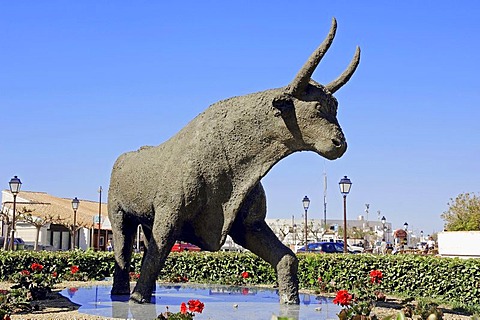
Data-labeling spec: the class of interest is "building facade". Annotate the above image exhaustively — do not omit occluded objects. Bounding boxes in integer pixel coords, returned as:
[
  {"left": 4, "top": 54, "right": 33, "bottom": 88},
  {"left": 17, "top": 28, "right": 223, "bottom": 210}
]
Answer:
[
  {"left": 1, "top": 189, "right": 112, "bottom": 251},
  {"left": 265, "top": 216, "right": 393, "bottom": 250}
]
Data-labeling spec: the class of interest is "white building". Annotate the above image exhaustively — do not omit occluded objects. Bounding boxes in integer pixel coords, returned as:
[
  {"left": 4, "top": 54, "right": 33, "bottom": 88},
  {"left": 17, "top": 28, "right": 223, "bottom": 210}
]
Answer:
[
  {"left": 1, "top": 189, "right": 111, "bottom": 251},
  {"left": 265, "top": 216, "right": 392, "bottom": 249}
]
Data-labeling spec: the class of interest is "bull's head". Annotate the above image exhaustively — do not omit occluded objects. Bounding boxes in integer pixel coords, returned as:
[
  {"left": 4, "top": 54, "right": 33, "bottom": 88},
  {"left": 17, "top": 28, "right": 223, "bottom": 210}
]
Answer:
[{"left": 272, "top": 18, "right": 360, "bottom": 160}]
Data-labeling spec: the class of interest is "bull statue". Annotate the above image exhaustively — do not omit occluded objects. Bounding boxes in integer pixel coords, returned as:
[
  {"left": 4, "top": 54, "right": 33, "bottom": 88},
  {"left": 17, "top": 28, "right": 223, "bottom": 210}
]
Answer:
[{"left": 108, "top": 17, "right": 360, "bottom": 305}]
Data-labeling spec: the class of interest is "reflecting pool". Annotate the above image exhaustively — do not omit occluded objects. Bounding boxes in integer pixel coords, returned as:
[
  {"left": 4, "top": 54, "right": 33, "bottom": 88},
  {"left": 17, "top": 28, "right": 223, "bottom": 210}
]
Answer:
[{"left": 60, "top": 283, "right": 341, "bottom": 319}]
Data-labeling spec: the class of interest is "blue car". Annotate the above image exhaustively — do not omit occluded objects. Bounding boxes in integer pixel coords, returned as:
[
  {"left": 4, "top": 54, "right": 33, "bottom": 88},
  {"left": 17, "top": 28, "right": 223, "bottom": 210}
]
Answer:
[
  {"left": 0, "top": 236, "right": 25, "bottom": 250},
  {"left": 297, "top": 241, "right": 353, "bottom": 253}
]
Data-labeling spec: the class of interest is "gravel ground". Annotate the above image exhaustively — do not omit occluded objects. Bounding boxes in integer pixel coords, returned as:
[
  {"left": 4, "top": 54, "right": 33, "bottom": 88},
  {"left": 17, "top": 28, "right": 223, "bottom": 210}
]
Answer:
[{"left": 0, "top": 281, "right": 474, "bottom": 320}]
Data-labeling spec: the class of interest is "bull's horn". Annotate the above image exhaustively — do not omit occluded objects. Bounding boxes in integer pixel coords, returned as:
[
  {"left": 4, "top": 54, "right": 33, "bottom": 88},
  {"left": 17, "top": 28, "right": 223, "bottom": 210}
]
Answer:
[
  {"left": 325, "top": 46, "right": 361, "bottom": 93},
  {"left": 286, "top": 17, "right": 337, "bottom": 97}
]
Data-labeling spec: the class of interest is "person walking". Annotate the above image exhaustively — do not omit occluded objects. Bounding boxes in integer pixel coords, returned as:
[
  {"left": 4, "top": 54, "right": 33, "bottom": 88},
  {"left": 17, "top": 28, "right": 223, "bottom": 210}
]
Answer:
[
  {"left": 107, "top": 239, "right": 113, "bottom": 252},
  {"left": 426, "top": 237, "right": 435, "bottom": 253}
]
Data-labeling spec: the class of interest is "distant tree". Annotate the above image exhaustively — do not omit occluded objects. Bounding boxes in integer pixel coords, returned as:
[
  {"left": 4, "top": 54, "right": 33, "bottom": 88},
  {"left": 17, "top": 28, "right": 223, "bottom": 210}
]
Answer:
[
  {"left": 309, "top": 221, "right": 325, "bottom": 241},
  {"left": 441, "top": 192, "right": 480, "bottom": 231},
  {"left": 270, "top": 219, "right": 291, "bottom": 242},
  {"left": 0, "top": 204, "right": 13, "bottom": 250}
]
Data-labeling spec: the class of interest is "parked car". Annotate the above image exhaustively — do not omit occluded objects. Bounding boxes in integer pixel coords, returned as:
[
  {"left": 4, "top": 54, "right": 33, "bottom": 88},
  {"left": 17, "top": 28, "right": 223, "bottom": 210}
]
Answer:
[
  {"left": 0, "top": 236, "right": 25, "bottom": 250},
  {"left": 297, "top": 242, "right": 354, "bottom": 254},
  {"left": 220, "top": 244, "right": 245, "bottom": 252},
  {"left": 326, "top": 240, "right": 364, "bottom": 253},
  {"left": 348, "top": 244, "right": 365, "bottom": 253},
  {"left": 24, "top": 243, "right": 60, "bottom": 251},
  {"left": 171, "top": 242, "right": 201, "bottom": 252}
]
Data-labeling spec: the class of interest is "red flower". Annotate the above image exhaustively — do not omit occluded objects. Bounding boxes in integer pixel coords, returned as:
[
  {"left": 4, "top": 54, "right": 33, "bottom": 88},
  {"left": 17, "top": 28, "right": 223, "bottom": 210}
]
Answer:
[
  {"left": 241, "top": 271, "right": 249, "bottom": 279},
  {"left": 31, "top": 263, "right": 44, "bottom": 272},
  {"left": 0, "top": 289, "right": 9, "bottom": 295},
  {"left": 369, "top": 270, "right": 383, "bottom": 284},
  {"left": 20, "top": 270, "right": 30, "bottom": 276},
  {"left": 68, "top": 287, "right": 78, "bottom": 294},
  {"left": 52, "top": 271, "right": 58, "bottom": 278},
  {"left": 333, "top": 290, "right": 353, "bottom": 307},
  {"left": 187, "top": 299, "right": 205, "bottom": 313},
  {"left": 180, "top": 302, "right": 187, "bottom": 314},
  {"left": 70, "top": 265, "right": 80, "bottom": 274}
]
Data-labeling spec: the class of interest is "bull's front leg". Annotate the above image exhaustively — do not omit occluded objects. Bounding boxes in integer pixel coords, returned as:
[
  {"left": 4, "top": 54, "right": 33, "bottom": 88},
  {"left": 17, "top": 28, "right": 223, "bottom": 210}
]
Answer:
[
  {"left": 230, "top": 220, "right": 299, "bottom": 304},
  {"left": 229, "top": 183, "right": 299, "bottom": 304},
  {"left": 130, "top": 211, "right": 177, "bottom": 303}
]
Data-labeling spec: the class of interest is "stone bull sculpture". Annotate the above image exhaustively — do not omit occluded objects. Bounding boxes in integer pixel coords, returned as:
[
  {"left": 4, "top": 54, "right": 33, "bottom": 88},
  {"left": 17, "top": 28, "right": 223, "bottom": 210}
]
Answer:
[{"left": 108, "top": 18, "right": 360, "bottom": 304}]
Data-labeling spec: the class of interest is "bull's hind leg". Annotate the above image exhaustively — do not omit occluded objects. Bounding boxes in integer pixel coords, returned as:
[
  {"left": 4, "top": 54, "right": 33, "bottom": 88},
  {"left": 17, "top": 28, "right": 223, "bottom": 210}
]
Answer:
[
  {"left": 110, "top": 208, "right": 137, "bottom": 295},
  {"left": 140, "top": 224, "right": 152, "bottom": 265},
  {"left": 229, "top": 184, "right": 299, "bottom": 304},
  {"left": 130, "top": 210, "right": 177, "bottom": 303}
]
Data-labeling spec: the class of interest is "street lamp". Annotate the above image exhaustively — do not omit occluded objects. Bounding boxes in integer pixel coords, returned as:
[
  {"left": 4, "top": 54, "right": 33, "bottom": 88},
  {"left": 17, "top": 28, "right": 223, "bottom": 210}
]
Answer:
[
  {"left": 71, "top": 197, "right": 80, "bottom": 249},
  {"left": 8, "top": 176, "right": 22, "bottom": 251},
  {"left": 339, "top": 176, "right": 352, "bottom": 253},
  {"left": 420, "top": 230, "right": 424, "bottom": 242},
  {"left": 403, "top": 222, "right": 408, "bottom": 248},
  {"left": 302, "top": 196, "right": 310, "bottom": 251},
  {"left": 381, "top": 216, "right": 387, "bottom": 241},
  {"left": 291, "top": 214, "right": 297, "bottom": 249}
]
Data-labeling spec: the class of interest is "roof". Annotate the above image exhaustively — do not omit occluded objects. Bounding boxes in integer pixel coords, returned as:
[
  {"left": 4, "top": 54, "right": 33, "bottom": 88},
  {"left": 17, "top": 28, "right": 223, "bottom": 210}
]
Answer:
[
  {"left": 393, "top": 229, "right": 408, "bottom": 238},
  {"left": 2, "top": 190, "right": 107, "bottom": 227}
]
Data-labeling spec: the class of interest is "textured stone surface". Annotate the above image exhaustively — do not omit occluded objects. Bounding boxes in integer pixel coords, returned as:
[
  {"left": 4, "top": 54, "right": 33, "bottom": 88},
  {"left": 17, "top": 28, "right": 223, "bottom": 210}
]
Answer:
[{"left": 108, "top": 18, "right": 360, "bottom": 305}]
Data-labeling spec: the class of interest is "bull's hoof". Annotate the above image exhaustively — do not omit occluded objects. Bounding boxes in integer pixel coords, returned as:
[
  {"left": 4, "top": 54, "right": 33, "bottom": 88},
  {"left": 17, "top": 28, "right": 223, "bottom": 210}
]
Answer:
[
  {"left": 111, "top": 286, "right": 131, "bottom": 295},
  {"left": 129, "top": 292, "right": 147, "bottom": 304}
]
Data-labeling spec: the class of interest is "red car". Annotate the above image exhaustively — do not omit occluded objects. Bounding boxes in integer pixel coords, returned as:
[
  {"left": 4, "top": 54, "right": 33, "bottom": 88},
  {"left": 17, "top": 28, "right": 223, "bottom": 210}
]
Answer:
[{"left": 171, "top": 242, "right": 201, "bottom": 252}]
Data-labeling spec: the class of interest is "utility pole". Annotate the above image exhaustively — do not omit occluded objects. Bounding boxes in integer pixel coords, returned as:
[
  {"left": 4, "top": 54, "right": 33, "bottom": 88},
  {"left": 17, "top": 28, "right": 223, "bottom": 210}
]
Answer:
[
  {"left": 364, "top": 204, "right": 370, "bottom": 248},
  {"left": 323, "top": 167, "right": 327, "bottom": 229},
  {"left": 97, "top": 186, "right": 102, "bottom": 250}
]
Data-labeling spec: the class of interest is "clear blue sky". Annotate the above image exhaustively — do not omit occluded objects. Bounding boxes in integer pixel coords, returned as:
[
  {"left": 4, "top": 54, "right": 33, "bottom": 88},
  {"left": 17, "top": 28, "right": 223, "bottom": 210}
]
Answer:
[{"left": 1, "top": 1, "right": 479, "bottom": 236}]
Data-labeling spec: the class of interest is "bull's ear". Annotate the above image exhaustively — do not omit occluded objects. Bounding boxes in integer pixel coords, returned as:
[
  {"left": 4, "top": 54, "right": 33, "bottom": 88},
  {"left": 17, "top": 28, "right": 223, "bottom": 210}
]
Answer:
[{"left": 272, "top": 94, "right": 295, "bottom": 116}]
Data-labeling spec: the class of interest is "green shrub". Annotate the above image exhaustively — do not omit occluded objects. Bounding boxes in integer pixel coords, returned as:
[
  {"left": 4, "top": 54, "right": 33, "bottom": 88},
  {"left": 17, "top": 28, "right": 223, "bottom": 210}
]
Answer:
[
  {"left": 296, "top": 253, "right": 480, "bottom": 313},
  {"left": 0, "top": 250, "right": 478, "bottom": 312},
  {"left": 0, "top": 250, "right": 118, "bottom": 281}
]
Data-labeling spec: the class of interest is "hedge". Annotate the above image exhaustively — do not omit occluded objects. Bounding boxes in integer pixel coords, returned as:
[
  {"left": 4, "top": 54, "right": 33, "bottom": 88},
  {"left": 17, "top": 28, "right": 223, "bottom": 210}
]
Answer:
[{"left": 0, "top": 250, "right": 478, "bottom": 311}]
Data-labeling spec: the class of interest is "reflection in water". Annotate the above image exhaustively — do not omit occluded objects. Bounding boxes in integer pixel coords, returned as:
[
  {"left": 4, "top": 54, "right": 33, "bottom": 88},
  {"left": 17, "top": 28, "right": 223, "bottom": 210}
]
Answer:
[
  {"left": 279, "top": 304, "right": 301, "bottom": 319},
  {"left": 209, "top": 286, "right": 256, "bottom": 296},
  {"left": 112, "top": 298, "right": 158, "bottom": 320},
  {"left": 303, "top": 293, "right": 311, "bottom": 306},
  {"left": 60, "top": 283, "right": 341, "bottom": 320},
  {"left": 67, "top": 287, "right": 78, "bottom": 298}
]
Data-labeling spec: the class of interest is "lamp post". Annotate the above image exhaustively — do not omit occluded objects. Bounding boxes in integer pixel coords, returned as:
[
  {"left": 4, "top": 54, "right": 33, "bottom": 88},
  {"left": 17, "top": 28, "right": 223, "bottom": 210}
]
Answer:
[
  {"left": 8, "top": 176, "right": 22, "bottom": 251},
  {"left": 71, "top": 197, "right": 80, "bottom": 249},
  {"left": 381, "top": 216, "right": 386, "bottom": 241},
  {"left": 302, "top": 196, "right": 310, "bottom": 252},
  {"left": 403, "top": 222, "right": 408, "bottom": 248},
  {"left": 291, "top": 214, "right": 297, "bottom": 249},
  {"left": 420, "top": 230, "right": 424, "bottom": 242},
  {"left": 339, "top": 176, "right": 352, "bottom": 253}
]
